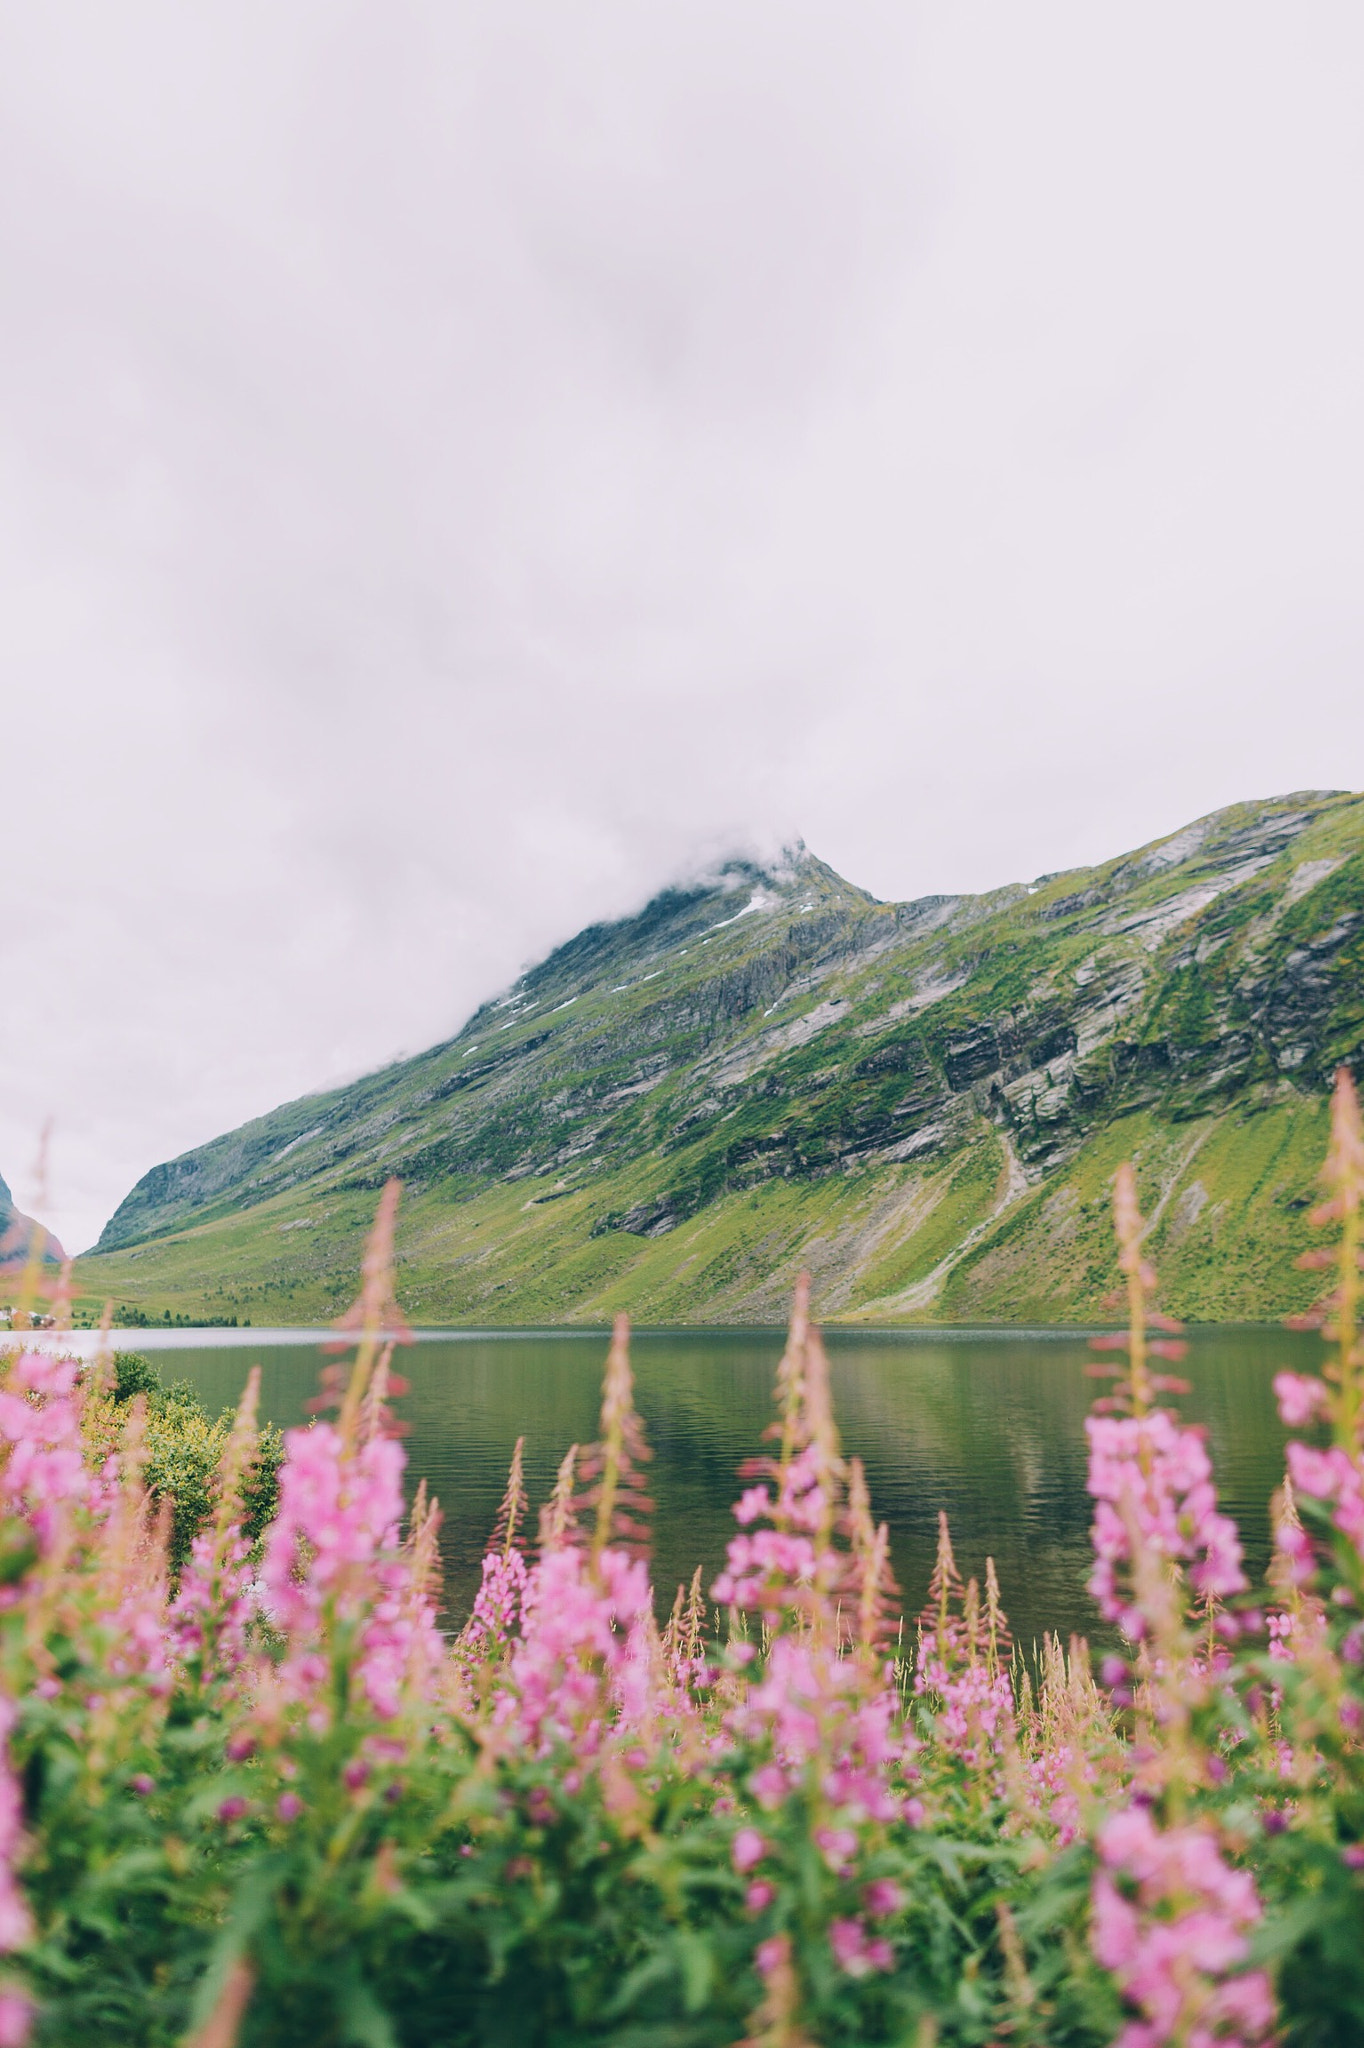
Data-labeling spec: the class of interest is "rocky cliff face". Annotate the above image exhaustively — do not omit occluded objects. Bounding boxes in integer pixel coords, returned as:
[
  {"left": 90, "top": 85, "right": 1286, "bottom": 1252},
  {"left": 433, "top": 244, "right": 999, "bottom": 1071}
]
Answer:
[
  {"left": 82, "top": 791, "right": 1364, "bottom": 1324},
  {"left": 0, "top": 1170, "right": 66, "bottom": 1273}
]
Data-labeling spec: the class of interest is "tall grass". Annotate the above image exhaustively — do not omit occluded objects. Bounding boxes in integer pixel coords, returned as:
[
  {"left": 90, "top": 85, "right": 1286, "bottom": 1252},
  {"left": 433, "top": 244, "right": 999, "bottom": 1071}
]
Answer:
[{"left": 0, "top": 1076, "right": 1361, "bottom": 2045}]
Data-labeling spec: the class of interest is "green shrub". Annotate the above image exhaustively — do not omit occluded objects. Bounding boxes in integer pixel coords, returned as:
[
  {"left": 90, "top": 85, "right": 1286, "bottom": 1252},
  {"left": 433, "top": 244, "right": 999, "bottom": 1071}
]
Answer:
[
  {"left": 108, "top": 1352, "right": 282, "bottom": 1570},
  {"left": 111, "top": 1349, "right": 160, "bottom": 1401}
]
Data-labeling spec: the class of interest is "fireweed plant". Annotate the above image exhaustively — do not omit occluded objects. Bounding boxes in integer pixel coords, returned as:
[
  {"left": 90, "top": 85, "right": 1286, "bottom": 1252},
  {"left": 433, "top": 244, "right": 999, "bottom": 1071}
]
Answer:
[{"left": 0, "top": 1090, "right": 1361, "bottom": 2045}]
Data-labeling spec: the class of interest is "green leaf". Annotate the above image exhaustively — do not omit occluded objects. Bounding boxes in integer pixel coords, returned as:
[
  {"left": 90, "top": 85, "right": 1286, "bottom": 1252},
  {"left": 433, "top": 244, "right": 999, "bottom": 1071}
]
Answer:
[
  {"left": 338, "top": 1972, "right": 399, "bottom": 2048},
  {"left": 675, "top": 1929, "right": 715, "bottom": 2013},
  {"left": 184, "top": 1857, "right": 284, "bottom": 2030}
]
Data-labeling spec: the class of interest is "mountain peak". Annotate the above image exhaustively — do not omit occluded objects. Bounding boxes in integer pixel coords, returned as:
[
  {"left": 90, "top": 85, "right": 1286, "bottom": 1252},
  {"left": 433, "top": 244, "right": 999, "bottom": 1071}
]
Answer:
[{"left": 82, "top": 788, "right": 1363, "bottom": 1328}]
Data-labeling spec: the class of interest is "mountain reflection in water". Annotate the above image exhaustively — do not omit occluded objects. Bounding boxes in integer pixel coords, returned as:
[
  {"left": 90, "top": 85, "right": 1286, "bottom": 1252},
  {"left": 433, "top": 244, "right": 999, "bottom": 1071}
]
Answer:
[{"left": 151, "top": 1325, "right": 1314, "bottom": 1653}]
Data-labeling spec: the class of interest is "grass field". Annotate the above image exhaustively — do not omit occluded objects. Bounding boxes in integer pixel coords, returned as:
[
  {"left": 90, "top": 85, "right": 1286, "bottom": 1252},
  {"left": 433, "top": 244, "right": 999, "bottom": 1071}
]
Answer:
[{"left": 74, "top": 1094, "right": 1329, "bottom": 1328}]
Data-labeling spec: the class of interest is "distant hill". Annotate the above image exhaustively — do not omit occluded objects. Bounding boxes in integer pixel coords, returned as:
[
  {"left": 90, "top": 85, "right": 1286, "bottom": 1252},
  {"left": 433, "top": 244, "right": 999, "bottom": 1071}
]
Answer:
[
  {"left": 77, "top": 790, "right": 1364, "bottom": 1325},
  {"left": 0, "top": 1169, "right": 66, "bottom": 1274}
]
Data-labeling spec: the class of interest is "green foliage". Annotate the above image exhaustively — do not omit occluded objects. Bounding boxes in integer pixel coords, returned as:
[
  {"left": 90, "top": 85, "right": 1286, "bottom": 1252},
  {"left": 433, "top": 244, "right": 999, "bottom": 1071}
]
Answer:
[
  {"left": 111, "top": 1350, "right": 160, "bottom": 1401},
  {"left": 108, "top": 1351, "right": 282, "bottom": 1569}
]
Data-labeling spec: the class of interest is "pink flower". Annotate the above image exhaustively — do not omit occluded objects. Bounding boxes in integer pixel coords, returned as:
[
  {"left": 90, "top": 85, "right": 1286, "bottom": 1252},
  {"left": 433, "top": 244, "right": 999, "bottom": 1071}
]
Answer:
[
  {"left": 1091, "top": 1874, "right": 1139, "bottom": 1972},
  {"left": 828, "top": 1920, "right": 862, "bottom": 1972},
  {"left": 1274, "top": 1372, "right": 1328, "bottom": 1428},
  {"left": 1092, "top": 1807, "right": 1271, "bottom": 2045},
  {"left": 734, "top": 1486, "right": 773, "bottom": 1526},
  {"left": 463, "top": 1547, "right": 529, "bottom": 1650},
  {"left": 710, "top": 1448, "right": 840, "bottom": 1612},
  {"left": 1206, "top": 1971, "right": 1275, "bottom": 2036},
  {"left": 263, "top": 1424, "right": 405, "bottom": 1623},
  {"left": 745, "top": 1879, "right": 777, "bottom": 1913},
  {"left": 0, "top": 1884, "right": 25, "bottom": 1962},
  {"left": 170, "top": 1528, "right": 255, "bottom": 1677},
  {"left": 217, "top": 1797, "right": 249, "bottom": 1823},
  {"left": 711, "top": 1530, "right": 818, "bottom": 1608},
  {"left": 864, "top": 1879, "right": 902, "bottom": 1918},
  {"left": 1086, "top": 1411, "right": 1246, "bottom": 1634},
  {"left": 732, "top": 1827, "right": 767, "bottom": 1874},
  {"left": 0, "top": 1706, "right": 30, "bottom": 1957},
  {"left": 277, "top": 1792, "right": 303, "bottom": 1822},
  {"left": 915, "top": 1639, "right": 1014, "bottom": 1764},
  {"left": 260, "top": 1422, "right": 441, "bottom": 1719},
  {"left": 1274, "top": 1512, "right": 1316, "bottom": 1590},
  {"left": 815, "top": 1825, "right": 858, "bottom": 1874},
  {"left": 829, "top": 1918, "right": 893, "bottom": 1977},
  {"left": 0, "top": 1990, "right": 31, "bottom": 2047},
  {"left": 1287, "top": 1440, "right": 1364, "bottom": 1552},
  {"left": 754, "top": 1935, "right": 789, "bottom": 1979},
  {"left": 749, "top": 1763, "right": 788, "bottom": 1810},
  {"left": 729, "top": 1631, "right": 906, "bottom": 1837},
  {"left": 0, "top": 1352, "right": 90, "bottom": 1574},
  {"left": 497, "top": 1545, "right": 652, "bottom": 1757}
]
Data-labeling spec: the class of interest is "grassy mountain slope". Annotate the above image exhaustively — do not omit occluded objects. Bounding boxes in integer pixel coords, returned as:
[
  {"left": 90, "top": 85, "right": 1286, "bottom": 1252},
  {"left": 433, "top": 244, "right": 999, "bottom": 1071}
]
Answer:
[{"left": 74, "top": 790, "right": 1364, "bottom": 1326}]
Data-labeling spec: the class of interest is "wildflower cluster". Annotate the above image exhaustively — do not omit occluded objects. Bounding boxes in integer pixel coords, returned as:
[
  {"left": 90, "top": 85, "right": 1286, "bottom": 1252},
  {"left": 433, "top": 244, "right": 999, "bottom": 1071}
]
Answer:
[{"left": 0, "top": 1082, "right": 1359, "bottom": 2044}]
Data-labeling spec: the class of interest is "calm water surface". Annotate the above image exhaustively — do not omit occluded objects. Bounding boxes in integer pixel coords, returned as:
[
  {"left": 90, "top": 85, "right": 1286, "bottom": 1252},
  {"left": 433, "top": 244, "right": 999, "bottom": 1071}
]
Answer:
[{"left": 151, "top": 1326, "right": 1318, "bottom": 1651}]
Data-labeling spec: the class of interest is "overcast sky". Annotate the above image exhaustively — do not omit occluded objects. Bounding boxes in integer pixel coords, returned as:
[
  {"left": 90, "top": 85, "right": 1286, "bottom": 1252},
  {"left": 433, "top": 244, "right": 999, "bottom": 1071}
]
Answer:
[{"left": 3, "top": 3, "right": 1363, "bottom": 1252}]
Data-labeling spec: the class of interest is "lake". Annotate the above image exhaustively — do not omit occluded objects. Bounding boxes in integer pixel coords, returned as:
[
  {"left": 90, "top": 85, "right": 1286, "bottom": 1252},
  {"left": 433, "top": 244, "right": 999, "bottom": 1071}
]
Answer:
[{"left": 140, "top": 1321, "right": 1316, "bottom": 1652}]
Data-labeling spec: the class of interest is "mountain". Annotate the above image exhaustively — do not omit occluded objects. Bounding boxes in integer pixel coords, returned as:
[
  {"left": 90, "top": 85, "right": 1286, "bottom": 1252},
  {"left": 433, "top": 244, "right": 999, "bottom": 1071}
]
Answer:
[
  {"left": 76, "top": 790, "right": 1364, "bottom": 1326},
  {"left": 0, "top": 1170, "right": 66, "bottom": 1275}
]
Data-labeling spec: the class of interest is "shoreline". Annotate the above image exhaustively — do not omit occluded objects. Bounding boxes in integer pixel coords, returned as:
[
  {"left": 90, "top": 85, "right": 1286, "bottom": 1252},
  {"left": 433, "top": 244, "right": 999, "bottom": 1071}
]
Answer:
[{"left": 4, "top": 1317, "right": 1297, "bottom": 1355}]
